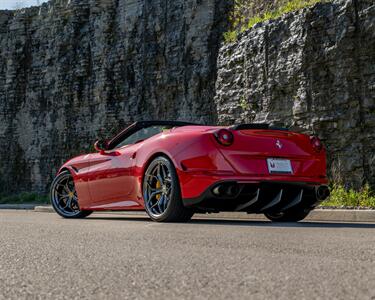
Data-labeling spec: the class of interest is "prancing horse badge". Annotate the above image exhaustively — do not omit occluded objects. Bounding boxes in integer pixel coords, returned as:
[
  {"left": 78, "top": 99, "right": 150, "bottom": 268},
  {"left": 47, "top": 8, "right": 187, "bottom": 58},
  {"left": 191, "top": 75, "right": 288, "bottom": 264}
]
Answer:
[{"left": 276, "top": 139, "right": 283, "bottom": 149}]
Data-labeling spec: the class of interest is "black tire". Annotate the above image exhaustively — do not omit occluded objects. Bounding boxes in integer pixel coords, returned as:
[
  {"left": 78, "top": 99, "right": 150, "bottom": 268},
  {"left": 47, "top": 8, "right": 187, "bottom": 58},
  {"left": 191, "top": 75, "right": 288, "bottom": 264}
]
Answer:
[
  {"left": 264, "top": 208, "right": 310, "bottom": 222},
  {"left": 50, "top": 170, "right": 93, "bottom": 219},
  {"left": 143, "top": 156, "right": 194, "bottom": 222}
]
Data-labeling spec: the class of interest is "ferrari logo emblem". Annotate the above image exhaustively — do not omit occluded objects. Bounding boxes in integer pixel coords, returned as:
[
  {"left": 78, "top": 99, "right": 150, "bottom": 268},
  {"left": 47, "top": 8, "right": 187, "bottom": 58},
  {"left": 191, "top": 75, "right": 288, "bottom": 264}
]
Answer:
[{"left": 276, "top": 140, "right": 283, "bottom": 149}]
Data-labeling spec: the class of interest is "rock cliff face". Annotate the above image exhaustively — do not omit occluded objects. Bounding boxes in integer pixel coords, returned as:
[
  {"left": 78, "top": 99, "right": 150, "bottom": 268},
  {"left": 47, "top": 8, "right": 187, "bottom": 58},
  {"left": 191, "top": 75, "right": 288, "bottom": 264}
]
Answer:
[
  {"left": 0, "top": 0, "right": 231, "bottom": 194},
  {"left": 215, "top": 0, "right": 375, "bottom": 189},
  {"left": 0, "top": 0, "right": 374, "bottom": 195}
]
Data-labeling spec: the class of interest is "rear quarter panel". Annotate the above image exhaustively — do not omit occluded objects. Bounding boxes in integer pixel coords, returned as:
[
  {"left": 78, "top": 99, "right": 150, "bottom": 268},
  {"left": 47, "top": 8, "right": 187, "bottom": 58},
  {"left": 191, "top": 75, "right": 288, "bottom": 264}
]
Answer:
[{"left": 132, "top": 127, "right": 231, "bottom": 201}]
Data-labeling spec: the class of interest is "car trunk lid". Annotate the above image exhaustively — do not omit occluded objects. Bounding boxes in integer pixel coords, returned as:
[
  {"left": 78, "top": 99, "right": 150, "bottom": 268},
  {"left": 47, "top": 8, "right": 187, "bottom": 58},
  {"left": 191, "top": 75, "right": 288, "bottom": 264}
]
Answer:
[{"left": 216, "top": 129, "right": 324, "bottom": 177}]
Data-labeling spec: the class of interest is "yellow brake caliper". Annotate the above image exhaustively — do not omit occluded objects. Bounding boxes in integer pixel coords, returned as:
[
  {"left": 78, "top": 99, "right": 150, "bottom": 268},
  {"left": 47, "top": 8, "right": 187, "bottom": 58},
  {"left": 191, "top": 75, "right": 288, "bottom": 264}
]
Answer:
[{"left": 156, "top": 180, "right": 161, "bottom": 200}]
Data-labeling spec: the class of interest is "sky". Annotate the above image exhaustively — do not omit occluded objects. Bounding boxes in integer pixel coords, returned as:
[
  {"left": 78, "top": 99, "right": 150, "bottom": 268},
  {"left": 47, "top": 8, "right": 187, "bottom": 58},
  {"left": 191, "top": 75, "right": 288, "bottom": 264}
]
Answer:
[{"left": 0, "top": 0, "right": 48, "bottom": 10}]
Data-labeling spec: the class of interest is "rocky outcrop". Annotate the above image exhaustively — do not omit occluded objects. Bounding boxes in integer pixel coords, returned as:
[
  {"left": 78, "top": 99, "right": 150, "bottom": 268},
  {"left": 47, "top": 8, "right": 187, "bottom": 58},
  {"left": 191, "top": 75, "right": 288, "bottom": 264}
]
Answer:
[
  {"left": 215, "top": 0, "right": 375, "bottom": 189},
  {"left": 0, "top": 0, "right": 231, "bottom": 194},
  {"left": 0, "top": 0, "right": 374, "bottom": 195}
]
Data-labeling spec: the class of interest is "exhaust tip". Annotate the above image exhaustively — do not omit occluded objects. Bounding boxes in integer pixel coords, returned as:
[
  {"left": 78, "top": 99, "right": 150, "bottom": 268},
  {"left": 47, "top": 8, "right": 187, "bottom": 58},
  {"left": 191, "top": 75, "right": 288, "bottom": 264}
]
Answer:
[
  {"left": 212, "top": 183, "right": 239, "bottom": 198},
  {"left": 316, "top": 185, "right": 330, "bottom": 201},
  {"left": 212, "top": 186, "right": 221, "bottom": 196}
]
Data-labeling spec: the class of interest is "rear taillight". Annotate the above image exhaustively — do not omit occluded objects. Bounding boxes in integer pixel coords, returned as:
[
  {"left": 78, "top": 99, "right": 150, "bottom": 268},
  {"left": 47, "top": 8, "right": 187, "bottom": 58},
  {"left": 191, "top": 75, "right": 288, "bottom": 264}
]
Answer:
[
  {"left": 214, "top": 129, "right": 234, "bottom": 146},
  {"left": 310, "top": 136, "right": 323, "bottom": 152}
]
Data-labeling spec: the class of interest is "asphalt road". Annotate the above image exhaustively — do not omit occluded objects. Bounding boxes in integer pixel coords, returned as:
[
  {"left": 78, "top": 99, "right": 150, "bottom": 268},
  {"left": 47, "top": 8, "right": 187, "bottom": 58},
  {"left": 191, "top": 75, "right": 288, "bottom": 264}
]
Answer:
[{"left": 1, "top": 210, "right": 375, "bottom": 300}]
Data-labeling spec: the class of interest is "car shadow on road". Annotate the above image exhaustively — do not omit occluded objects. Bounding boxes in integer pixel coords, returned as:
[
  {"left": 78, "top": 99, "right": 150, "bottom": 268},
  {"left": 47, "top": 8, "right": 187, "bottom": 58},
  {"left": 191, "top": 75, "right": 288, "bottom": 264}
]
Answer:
[
  {"left": 87, "top": 215, "right": 375, "bottom": 229},
  {"left": 189, "top": 219, "right": 375, "bottom": 229}
]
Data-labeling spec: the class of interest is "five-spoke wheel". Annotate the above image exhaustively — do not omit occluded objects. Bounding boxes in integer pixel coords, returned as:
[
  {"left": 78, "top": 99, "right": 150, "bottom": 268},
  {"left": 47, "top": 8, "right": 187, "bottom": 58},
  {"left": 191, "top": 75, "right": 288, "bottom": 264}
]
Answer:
[
  {"left": 50, "top": 170, "right": 92, "bottom": 218},
  {"left": 144, "top": 160, "right": 172, "bottom": 215},
  {"left": 143, "top": 156, "right": 193, "bottom": 222}
]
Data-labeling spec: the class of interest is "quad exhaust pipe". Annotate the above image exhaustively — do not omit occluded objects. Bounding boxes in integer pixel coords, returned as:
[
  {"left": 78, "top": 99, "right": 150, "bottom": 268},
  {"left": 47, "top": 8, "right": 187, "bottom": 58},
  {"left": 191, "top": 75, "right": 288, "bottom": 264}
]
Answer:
[
  {"left": 316, "top": 185, "right": 330, "bottom": 201},
  {"left": 212, "top": 183, "right": 240, "bottom": 198}
]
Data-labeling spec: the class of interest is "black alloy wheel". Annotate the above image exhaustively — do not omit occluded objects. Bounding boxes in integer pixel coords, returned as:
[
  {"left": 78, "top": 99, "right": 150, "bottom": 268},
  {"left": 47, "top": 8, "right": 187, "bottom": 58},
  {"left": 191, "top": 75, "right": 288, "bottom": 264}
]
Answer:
[
  {"left": 50, "top": 170, "right": 92, "bottom": 219},
  {"left": 143, "top": 156, "right": 194, "bottom": 222}
]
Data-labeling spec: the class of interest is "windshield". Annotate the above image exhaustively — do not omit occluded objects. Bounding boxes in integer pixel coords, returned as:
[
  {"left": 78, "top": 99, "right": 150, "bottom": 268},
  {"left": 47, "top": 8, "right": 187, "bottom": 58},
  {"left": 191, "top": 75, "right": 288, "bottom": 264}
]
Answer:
[{"left": 114, "top": 125, "right": 173, "bottom": 148}]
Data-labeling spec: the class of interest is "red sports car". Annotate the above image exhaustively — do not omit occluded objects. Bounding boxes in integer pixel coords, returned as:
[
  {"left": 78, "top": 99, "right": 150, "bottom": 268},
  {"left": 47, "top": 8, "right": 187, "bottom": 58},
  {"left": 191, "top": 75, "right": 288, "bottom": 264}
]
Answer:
[{"left": 50, "top": 120, "right": 329, "bottom": 222}]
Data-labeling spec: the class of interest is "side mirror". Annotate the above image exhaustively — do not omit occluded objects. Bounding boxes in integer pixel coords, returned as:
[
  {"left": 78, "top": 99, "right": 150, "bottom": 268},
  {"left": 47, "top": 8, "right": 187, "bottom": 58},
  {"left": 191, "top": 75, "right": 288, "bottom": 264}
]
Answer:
[{"left": 94, "top": 139, "right": 109, "bottom": 152}]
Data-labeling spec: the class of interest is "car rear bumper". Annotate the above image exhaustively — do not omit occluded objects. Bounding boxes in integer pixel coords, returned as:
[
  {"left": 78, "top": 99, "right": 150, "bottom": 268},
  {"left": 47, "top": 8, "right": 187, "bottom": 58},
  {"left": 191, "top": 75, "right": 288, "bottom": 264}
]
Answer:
[{"left": 182, "top": 180, "right": 329, "bottom": 214}]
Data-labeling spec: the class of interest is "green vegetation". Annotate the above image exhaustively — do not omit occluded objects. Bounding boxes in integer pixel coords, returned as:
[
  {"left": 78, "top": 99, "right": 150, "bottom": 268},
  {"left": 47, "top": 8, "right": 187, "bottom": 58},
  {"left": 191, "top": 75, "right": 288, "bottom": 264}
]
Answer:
[
  {"left": 224, "top": 0, "right": 327, "bottom": 43},
  {"left": 0, "top": 192, "right": 49, "bottom": 205},
  {"left": 321, "top": 184, "right": 375, "bottom": 208},
  {"left": 223, "top": 31, "right": 238, "bottom": 43},
  {"left": 239, "top": 96, "right": 250, "bottom": 111}
]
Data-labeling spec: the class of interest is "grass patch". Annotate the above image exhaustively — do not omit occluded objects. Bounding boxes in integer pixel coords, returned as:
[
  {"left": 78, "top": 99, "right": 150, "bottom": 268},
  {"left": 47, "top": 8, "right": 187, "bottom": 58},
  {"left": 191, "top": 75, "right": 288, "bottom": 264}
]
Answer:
[
  {"left": 224, "top": 0, "right": 327, "bottom": 43},
  {"left": 223, "top": 30, "right": 238, "bottom": 43},
  {"left": 321, "top": 184, "right": 375, "bottom": 208},
  {"left": 0, "top": 192, "right": 49, "bottom": 205}
]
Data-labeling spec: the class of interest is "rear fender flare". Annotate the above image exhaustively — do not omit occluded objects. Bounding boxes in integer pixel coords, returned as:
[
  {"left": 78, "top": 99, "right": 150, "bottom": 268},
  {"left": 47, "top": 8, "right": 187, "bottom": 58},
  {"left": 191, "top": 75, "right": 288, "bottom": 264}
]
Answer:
[{"left": 136, "top": 151, "right": 181, "bottom": 203}]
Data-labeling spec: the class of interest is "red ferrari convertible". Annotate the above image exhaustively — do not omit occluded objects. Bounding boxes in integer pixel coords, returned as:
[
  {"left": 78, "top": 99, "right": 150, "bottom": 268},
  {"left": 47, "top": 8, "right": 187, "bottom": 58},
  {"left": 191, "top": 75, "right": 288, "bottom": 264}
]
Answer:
[{"left": 50, "top": 120, "right": 329, "bottom": 222}]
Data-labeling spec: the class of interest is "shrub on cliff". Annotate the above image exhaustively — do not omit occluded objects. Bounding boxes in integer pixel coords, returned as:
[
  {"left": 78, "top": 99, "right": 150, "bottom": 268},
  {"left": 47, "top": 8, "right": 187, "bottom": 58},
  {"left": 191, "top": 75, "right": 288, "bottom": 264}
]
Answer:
[{"left": 224, "top": 0, "right": 328, "bottom": 43}]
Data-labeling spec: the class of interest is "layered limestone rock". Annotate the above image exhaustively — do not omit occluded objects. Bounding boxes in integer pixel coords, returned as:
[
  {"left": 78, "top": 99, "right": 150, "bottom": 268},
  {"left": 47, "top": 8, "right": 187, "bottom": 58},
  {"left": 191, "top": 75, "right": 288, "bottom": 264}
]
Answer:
[
  {"left": 0, "top": 0, "right": 374, "bottom": 195},
  {"left": 215, "top": 0, "right": 375, "bottom": 188},
  {"left": 0, "top": 0, "right": 231, "bottom": 194}
]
